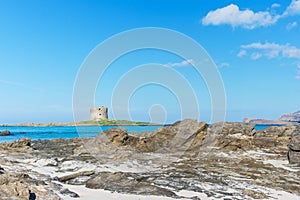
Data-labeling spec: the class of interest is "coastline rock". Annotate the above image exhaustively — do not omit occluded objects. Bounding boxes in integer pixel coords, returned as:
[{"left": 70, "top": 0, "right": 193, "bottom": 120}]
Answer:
[
  {"left": 254, "top": 126, "right": 294, "bottom": 151},
  {"left": 208, "top": 122, "right": 255, "bottom": 151},
  {"left": 0, "top": 119, "right": 299, "bottom": 199},
  {"left": 86, "top": 172, "right": 176, "bottom": 197},
  {"left": 0, "top": 138, "right": 31, "bottom": 149},
  {"left": 0, "top": 130, "right": 12, "bottom": 136},
  {"left": 0, "top": 166, "right": 62, "bottom": 200},
  {"left": 288, "top": 125, "right": 300, "bottom": 164},
  {"left": 85, "top": 119, "right": 209, "bottom": 155}
]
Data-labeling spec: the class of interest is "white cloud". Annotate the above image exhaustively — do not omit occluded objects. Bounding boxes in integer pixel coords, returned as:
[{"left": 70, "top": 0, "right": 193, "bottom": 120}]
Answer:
[
  {"left": 164, "top": 59, "right": 194, "bottom": 67},
  {"left": 219, "top": 62, "right": 230, "bottom": 68},
  {"left": 250, "top": 53, "right": 262, "bottom": 60},
  {"left": 286, "top": 21, "right": 298, "bottom": 30},
  {"left": 284, "top": 0, "right": 300, "bottom": 16},
  {"left": 237, "top": 50, "right": 247, "bottom": 57},
  {"left": 271, "top": 3, "right": 281, "bottom": 9},
  {"left": 240, "top": 42, "right": 300, "bottom": 59},
  {"left": 202, "top": 4, "right": 280, "bottom": 29}
]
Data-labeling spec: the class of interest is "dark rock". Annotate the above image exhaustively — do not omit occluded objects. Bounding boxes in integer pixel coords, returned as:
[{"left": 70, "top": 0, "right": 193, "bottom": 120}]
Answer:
[
  {"left": 288, "top": 125, "right": 300, "bottom": 164},
  {"left": 0, "top": 130, "right": 12, "bottom": 136},
  {"left": 60, "top": 188, "right": 79, "bottom": 198}
]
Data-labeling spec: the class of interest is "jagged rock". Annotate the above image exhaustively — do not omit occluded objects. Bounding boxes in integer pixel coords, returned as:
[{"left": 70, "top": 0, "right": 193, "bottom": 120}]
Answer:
[
  {"left": 253, "top": 126, "right": 294, "bottom": 151},
  {"left": 209, "top": 122, "right": 255, "bottom": 136},
  {"left": 0, "top": 138, "right": 31, "bottom": 149},
  {"left": 84, "top": 119, "right": 209, "bottom": 157},
  {"left": 288, "top": 125, "right": 300, "bottom": 164},
  {"left": 0, "top": 130, "right": 12, "bottom": 136},
  {"left": 208, "top": 122, "right": 255, "bottom": 151},
  {"left": 60, "top": 188, "right": 79, "bottom": 198}
]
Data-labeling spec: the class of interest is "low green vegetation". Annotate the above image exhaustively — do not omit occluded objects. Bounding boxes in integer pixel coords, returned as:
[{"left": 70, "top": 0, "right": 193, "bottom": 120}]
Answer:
[{"left": 78, "top": 119, "right": 154, "bottom": 125}]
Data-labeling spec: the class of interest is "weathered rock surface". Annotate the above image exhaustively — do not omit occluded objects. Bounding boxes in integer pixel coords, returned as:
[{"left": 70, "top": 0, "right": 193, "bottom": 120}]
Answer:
[
  {"left": 0, "top": 119, "right": 299, "bottom": 199},
  {"left": 288, "top": 125, "right": 300, "bottom": 164},
  {"left": 86, "top": 172, "right": 176, "bottom": 197},
  {"left": 0, "top": 130, "right": 12, "bottom": 136},
  {"left": 0, "top": 138, "right": 31, "bottom": 149},
  {"left": 0, "top": 166, "right": 62, "bottom": 200}
]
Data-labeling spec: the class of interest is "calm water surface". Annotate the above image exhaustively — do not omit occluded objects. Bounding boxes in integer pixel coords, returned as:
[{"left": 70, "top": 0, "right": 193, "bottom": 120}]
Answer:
[
  {"left": 0, "top": 124, "right": 285, "bottom": 143},
  {"left": 0, "top": 126, "right": 163, "bottom": 143}
]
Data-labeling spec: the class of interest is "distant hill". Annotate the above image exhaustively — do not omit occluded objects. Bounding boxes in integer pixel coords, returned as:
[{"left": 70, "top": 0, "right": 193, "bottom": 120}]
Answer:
[
  {"left": 278, "top": 111, "right": 300, "bottom": 122},
  {"left": 244, "top": 110, "right": 300, "bottom": 125}
]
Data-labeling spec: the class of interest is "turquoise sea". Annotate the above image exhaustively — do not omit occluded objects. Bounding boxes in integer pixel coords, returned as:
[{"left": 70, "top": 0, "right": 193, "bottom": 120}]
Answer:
[
  {"left": 0, "top": 124, "right": 284, "bottom": 143},
  {"left": 0, "top": 125, "right": 163, "bottom": 143}
]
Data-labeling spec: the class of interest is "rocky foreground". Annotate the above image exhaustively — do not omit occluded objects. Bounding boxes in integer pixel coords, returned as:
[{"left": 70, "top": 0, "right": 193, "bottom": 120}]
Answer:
[{"left": 0, "top": 119, "right": 299, "bottom": 200}]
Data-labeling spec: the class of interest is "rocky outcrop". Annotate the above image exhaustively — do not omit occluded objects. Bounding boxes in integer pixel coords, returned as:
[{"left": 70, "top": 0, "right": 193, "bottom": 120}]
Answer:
[
  {"left": 86, "top": 172, "right": 176, "bottom": 197},
  {"left": 0, "top": 138, "right": 31, "bottom": 149},
  {"left": 0, "top": 166, "right": 62, "bottom": 200},
  {"left": 288, "top": 125, "right": 300, "bottom": 164},
  {"left": 85, "top": 119, "right": 209, "bottom": 155},
  {"left": 0, "top": 130, "right": 12, "bottom": 136},
  {"left": 0, "top": 120, "right": 299, "bottom": 199}
]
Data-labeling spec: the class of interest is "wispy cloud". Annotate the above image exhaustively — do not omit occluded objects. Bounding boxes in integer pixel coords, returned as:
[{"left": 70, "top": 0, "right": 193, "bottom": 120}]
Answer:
[
  {"left": 271, "top": 3, "right": 281, "bottom": 9},
  {"left": 202, "top": 4, "right": 280, "bottom": 29},
  {"left": 237, "top": 50, "right": 247, "bottom": 57},
  {"left": 0, "top": 79, "right": 23, "bottom": 87},
  {"left": 250, "top": 53, "right": 262, "bottom": 60},
  {"left": 296, "top": 65, "right": 300, "bottom": 79},
  {"left": 219, "top": 62, "right": 230, "bottom": 68},
  {"left": 202, "top": 1, "right": 300, "bottom": 29},
  {"left": 283, "top": 0, "right": 300, "bottom": 16},
  {"left": 286, "top": 21, "right": 298, "bottom": 30},
  {"left": 164, "top": 59, "right": 194, "bottom": 67},
  {"left": 240, "top": 42, "right": 300, "bottom": 59}
]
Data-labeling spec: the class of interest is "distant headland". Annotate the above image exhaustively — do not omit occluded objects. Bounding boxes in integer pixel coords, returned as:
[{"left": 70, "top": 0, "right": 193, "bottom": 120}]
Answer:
[{"left": 244, "top": 110, "right": 300, "bottom": 125}]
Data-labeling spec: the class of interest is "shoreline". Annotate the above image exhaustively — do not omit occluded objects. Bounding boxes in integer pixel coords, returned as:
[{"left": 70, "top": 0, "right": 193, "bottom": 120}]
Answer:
[
  {"left": 0, "top": 119, "right": 299, "bottom": 199},
  {"left": 1, "top": 121, "right": 297, "bottom": 127}
]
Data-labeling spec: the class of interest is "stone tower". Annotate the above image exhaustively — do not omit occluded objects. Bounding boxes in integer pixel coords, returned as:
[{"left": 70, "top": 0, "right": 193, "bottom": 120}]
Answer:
[{"left": 90, "top": 106, "right": 108, "bottom": 120}]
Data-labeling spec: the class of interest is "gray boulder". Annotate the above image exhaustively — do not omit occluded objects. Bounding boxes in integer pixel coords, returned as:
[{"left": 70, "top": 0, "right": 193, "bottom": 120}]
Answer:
[
  {"left": 0, "top": 130, "right": 12, "bottom": 136},
  {"left": 288, "top": 125, "right": 300, "bottom": 164}
]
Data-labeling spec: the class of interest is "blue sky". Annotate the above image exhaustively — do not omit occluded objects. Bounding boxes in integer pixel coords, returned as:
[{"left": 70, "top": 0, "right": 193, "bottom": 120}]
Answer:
[{"left": 0, "top": 0, "right": 300, "bottom": 123}]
